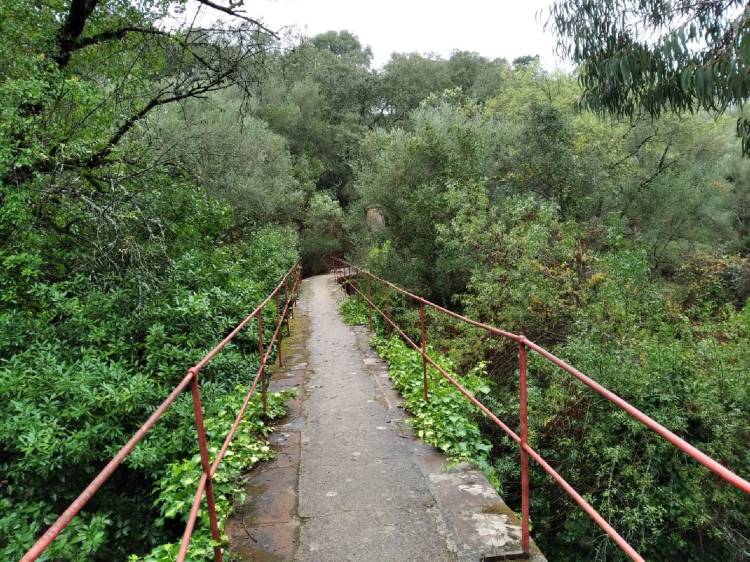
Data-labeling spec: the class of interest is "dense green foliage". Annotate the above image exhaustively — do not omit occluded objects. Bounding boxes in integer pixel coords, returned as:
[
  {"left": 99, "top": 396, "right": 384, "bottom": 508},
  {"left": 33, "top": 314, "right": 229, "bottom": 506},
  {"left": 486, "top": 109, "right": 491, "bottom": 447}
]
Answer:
[
  {"left": 4, "top": 0, "right": 750, "bottom": 559},
  {"left": 348, "top": 63, "right": 750, "bottom": 560},
  {"left": 338, "top": 293, "right": 371, "bottom": 325},
  {"left": 372, "top": 335, "right": 493, "bottom": 468},
  {"left": 339, "top": 295, "right": 494, "bottom": 477},
  {"left": 1, "top": 0, "right": 303, "bottom": 558},
  {"left": 0, "top": 227, "right": 298, "bottom": 560},
  {"left": 132, "top": 388, "right": 293, "bottom": 562}
]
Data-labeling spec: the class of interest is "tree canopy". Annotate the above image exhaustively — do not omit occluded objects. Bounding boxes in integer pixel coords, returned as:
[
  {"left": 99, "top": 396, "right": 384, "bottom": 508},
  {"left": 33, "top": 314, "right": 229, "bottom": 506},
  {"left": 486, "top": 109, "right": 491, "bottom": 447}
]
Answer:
[{"left": 548, "top": 0, "right": 750, "bottom": 152}]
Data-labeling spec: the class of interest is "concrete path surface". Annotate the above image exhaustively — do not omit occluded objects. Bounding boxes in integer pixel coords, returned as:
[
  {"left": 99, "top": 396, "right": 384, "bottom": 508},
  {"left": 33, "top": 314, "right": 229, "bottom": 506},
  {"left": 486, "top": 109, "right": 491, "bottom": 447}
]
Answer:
[{"left": 227, "top": 274, "right": 546, "bottom": 562}]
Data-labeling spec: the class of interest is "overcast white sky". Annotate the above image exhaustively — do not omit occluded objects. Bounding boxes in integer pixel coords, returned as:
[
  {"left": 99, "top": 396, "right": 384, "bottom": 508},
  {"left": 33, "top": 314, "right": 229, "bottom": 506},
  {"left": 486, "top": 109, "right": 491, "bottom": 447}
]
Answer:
[{"left": 198, "top": 0, "right": 564, "bottom": 70}]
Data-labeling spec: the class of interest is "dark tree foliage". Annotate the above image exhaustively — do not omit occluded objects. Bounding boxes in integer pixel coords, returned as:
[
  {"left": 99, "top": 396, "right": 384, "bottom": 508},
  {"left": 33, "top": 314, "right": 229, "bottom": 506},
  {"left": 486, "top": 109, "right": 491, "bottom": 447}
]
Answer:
[
  {"left": 1, "top": 0, "right": 277, "bottom": 192},
  {"left": 0, "top": 2, "right": 301, "bottom": 560},
  {"left": 548, "top": 0, "right": 750, "bottom": 153},
  {"left": 310, "top": 29, "right": 373, "bottom": 64}
]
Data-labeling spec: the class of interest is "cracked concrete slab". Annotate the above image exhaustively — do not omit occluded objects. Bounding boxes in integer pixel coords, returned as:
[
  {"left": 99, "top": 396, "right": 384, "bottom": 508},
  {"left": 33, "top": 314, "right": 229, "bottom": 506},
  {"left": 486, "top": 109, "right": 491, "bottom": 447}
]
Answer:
[
  {"left": 297, "top": 508, "right": 457, "bottom": 562},
  {"left": 299, "top": 457, "right": 435, "bottom": 517}
]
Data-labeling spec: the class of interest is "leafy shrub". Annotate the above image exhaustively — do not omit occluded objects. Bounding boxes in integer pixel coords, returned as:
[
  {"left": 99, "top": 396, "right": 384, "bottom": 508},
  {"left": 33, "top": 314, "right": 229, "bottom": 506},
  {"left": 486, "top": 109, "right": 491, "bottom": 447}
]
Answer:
[
  {"left": 300, "top": 193, "right": 348, "bottom": 275},
  {"left": 152, "top": 97, "right": 305, "bottom": 232},
  {"left": 338, "top": 295, "right": 370, "bottom": 325},
  {"left": 338, "top": 292, "right": 493, "bottom": 471},
  {"left": 675, "top": 253, "right": 750, "bottom": 318},
  {"left": 349, "top": 101, "right": 511, "bottom": 303},
  {"left": 0, "top": 226, "right": 299, "bottom": 560},
  {"left": 349, "top": 179, "right": 750, "bottom": 560},
  {"left": 372, "top": 335, "right": 494, "bottom": 468},
  {"left": 131, "top": 388, "right": 295, "bottom": 562}
]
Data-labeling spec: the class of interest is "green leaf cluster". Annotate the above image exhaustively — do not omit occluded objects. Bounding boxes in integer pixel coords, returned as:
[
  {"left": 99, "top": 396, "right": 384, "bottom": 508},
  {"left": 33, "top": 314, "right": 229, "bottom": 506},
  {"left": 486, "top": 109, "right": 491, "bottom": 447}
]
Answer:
[
  {"left": 131, "top": 388, "right": 295, "bottom": 562},
  {"left": 347, "top": 64, "right": 750, "bottom": 560},
  {"left": 338, "top": 295, "right": 370, "bottom": 325},
  {"left": 371, "top": 334, "right": 494, "bottom": 470},
  {"left": 0, "top": 228, "right": 299, "bottom": 560},
  {"left": 548, "top": 0, "right": 750, "bottom": 153}
]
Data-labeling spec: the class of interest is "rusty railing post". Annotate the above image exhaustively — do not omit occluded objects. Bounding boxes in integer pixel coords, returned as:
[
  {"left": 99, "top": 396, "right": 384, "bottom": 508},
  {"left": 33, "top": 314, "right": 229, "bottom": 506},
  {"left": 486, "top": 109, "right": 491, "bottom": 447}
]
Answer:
[
  {"left": 367, "top": 273, "right": 372, "bottom": 331},
  {"left": 276, "top": 291, "right": 283, "bottom": 367},
  {"left": 420, "top": 303, "right": 428, "bottom": 401},
  {"left": 284, "top": 277, "right": 291, "bottom": 331},
  {"left": 259, "top": 308, "right": 266, "bottom": 417},
  {"left": 386, "top": 285, "right": 391, "bottom": 337},
  {"left": 189, "top": 371, "right": 223, "bottom": 562},
  {"left": 279, "top": 277, "right": 289, "bottom": 326},
  {"left": 519, "top": 338, "right": 530, "bottom": 554}
]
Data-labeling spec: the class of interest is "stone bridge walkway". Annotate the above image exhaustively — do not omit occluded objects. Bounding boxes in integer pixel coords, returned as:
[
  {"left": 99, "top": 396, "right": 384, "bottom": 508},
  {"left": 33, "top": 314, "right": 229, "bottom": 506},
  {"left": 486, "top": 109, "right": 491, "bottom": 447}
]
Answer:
[{"left": 227, "top": 274, "right": 545, "bottom": 562}]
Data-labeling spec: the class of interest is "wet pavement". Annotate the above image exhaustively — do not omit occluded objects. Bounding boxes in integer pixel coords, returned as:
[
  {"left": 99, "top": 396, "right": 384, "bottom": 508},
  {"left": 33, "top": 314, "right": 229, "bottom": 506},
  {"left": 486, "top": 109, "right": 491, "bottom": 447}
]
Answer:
[{"left": 227, "top": 274, "right": 546, "bottom": 562}]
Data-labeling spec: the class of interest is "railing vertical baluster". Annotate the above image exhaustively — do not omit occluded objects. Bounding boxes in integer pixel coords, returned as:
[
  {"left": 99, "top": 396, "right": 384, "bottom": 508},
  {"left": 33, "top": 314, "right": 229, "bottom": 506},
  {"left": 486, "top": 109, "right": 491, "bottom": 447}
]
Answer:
[
  {"left": 189, "top": 371, "right": 223, "bottom": 562},
  {"left": 386, "top": 285, "right": 391, "bottom": 337},
  {"left": 420, "top": 303, "right": 428, "bottom": 401},
  {"left": 284, "top": 277, "right": 290, "bottom": 332},
  {"left": 289, "top": 270, "right": 296, "bottom": 320},
  {"left": 367, "top": 273, "right": 372, "bottom": 331},
  {"left": 519, "top": 339, "right": 530, "bottom": 554},
  {"left": 259, "top": 308, "right": 266, "bottom": 417},
  {"left": 276, "top": 291, "right": 283, "bottom": 367}
]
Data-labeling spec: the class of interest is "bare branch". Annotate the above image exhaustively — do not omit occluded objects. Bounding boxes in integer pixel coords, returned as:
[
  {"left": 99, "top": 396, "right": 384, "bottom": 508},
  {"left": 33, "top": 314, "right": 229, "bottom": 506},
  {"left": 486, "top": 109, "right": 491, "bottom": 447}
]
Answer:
[
  {"left": 195, "top": 0, "right": 279, "bottom": 38},
  {"left": 73, "top": 26, "right": 172, "bottom": 50},
  {"left": 82, "top": 72, "right": 234, "bottom": 169}
]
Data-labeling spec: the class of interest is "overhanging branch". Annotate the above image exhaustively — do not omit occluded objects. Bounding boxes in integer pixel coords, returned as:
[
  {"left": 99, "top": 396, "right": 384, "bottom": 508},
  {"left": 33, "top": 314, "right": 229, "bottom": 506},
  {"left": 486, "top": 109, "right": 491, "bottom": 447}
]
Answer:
[
  {"left": 195, "top": 0, "right": 279, "bottom": 38},
  {"left": 82, "top": 75, "right": 233, "bottom": 169}
]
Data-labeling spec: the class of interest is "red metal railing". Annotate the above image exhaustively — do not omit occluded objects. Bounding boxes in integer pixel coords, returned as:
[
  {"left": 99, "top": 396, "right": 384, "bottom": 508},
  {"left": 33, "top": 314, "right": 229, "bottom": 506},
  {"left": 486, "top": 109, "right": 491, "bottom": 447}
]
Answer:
[
  {"left": 332, "top": 257, "right": 750, "bottom": 562},
  {"left": 21, "top": 262, "right": 302, "bottom": 562}
]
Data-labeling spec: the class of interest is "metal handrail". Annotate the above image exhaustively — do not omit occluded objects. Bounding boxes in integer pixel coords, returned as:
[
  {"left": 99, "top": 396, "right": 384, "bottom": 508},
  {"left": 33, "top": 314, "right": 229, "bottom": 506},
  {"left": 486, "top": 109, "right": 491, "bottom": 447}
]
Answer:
[
  {"left": 21, "top": 262, "right": 302, "bottom": 562},
  {"left": 332, "top": 257, "right": 750, "bottom": 562}
]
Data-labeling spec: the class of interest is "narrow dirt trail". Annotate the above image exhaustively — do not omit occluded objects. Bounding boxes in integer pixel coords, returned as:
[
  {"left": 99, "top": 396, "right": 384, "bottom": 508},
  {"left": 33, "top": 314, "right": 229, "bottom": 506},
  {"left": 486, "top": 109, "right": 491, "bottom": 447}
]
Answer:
[{"left": 228, "top": 274, "right": 544, "bottom": 562}]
